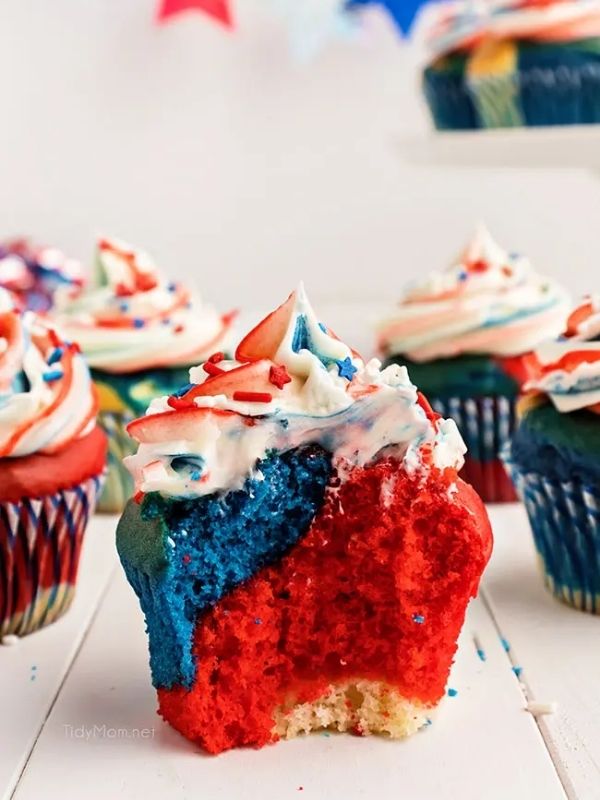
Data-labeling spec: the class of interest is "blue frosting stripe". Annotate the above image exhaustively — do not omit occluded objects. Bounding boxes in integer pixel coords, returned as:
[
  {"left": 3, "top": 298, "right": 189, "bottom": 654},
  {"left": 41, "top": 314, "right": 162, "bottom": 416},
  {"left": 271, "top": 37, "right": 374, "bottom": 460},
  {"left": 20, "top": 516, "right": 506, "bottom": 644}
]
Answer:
[{"left": 117, "top": 445, "right": 333, "bottom": 689}]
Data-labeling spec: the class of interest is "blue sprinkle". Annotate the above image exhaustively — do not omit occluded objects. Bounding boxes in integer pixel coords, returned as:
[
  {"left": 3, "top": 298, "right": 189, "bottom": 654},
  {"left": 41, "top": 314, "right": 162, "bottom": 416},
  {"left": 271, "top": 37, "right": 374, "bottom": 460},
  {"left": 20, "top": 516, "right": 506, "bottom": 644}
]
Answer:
[
  {"left": 501, "top": 638, "right": 510, "bottom": 652},
  {"left": 447, "top": 688, "right": 458, "bottom": 697},
  {"left": 30, "top": 674, "right": 36, "bottom": 682},
  {"left": 321, "top": 732, "right": 331, "bottom": 738},
  {"left": 190, "top": 470, "right": 201, "bottom": 481},
  {"left": 254, "top": 618, "right": 262, "bottom": 625},
  {"left": 173, "top": 383, "right": 195, "bottom": 398},
  {"left": 167, "top": 282, "right": 177, "bottom": 292},
  {"left": 425, "top": 718, "right": 432, "bottom": 726},
  {"left": 337, "top": 357, "right": 357, "bottom": 381},
  {"left": 43, "top": 370, "right": 63, "bottom": 383},
  {"left": 412, "top": 614, "right": 425, "bottom": 624},
  {"left": 477, "top": 649, "right": 487, "bottom": 662},
  {"left": 162, "top": 317, "right": 171, "bottom": 326},
  {"left": 458, "top": 270, "right": 468, "bottom": 282},
  {"left": 47, "top": 347, "right": 63, "bottom": 365},
  {"left": 133, "top": 318, "right": 145, "bottom": 329},
  {"left": 512, "top": 666, "right": 523, "bottom": 678},
  {"left": 318, "top": 322, "right": 327, "bottom": 333},
  {"left": 31, "top": 665, "right": 37, "bottom": 670},
  {"left": 119, "top": 302, "right": 129, "bottom": 312}
]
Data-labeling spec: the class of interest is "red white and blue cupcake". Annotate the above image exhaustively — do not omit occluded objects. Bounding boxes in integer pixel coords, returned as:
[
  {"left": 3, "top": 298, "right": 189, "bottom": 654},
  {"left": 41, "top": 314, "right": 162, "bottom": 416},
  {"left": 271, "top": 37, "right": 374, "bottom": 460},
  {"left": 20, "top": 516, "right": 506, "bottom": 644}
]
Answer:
[
  {"left": 377, "top": 224, "right": 570, "bottom": 502},
  {"left": 505, "top": 297, "right": 600, "bottom": 613},
  {"left": 117, "top": 284, "right": 492, "bottom": 753},
  {"left": 53, "top": 237, "right": 236, "bottom": 513},
  {"left": 0, "top": 238, "right": 83, "bottom": 312},
  {"left": 0, "top": 289, "right": 106, "bottom": 637}
]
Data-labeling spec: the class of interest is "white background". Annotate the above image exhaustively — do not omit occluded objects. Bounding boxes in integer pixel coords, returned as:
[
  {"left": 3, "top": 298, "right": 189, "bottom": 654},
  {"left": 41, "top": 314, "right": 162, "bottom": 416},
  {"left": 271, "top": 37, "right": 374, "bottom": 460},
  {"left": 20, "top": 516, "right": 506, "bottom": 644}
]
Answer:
[{"left": 0, "top": 0, "right": 598, "bottom": 312}]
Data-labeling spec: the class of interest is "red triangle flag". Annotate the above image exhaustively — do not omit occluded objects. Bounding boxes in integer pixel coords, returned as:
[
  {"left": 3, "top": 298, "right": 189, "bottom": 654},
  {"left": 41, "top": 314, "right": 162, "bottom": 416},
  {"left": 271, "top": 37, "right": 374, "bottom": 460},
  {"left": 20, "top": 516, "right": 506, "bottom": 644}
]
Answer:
[{"left": 157, "top": 0, "right": 232, "bottom": 27}]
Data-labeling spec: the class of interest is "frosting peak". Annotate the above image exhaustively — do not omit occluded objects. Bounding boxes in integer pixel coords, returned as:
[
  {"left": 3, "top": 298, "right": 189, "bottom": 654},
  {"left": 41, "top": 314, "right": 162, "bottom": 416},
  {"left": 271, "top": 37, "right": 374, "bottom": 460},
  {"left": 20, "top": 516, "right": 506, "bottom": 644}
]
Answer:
[
  {"left": 525, "top": 297, "right": 600, "bottom": 413},
  {"left": 0, "top": 288, "right": 98, "bottom": 458},
  {"left": 378, "top": 225, "right": 570, "bottom": 362},
  {"left": 125, "top": 286, "right": 467, "bottom": 498},
  {"left": 0, "top": 238, "right": 83, "bottom": 312},
  {"left": 54, "top": 237, "right": 235, "bottom": 374}
]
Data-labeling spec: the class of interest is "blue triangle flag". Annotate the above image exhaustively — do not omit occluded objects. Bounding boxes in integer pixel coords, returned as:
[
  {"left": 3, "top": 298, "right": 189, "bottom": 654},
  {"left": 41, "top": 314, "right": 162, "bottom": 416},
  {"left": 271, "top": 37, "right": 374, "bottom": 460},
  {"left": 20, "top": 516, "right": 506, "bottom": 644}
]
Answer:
[{"left": 345, "top": 0, "right": 431, "bottom": 34}]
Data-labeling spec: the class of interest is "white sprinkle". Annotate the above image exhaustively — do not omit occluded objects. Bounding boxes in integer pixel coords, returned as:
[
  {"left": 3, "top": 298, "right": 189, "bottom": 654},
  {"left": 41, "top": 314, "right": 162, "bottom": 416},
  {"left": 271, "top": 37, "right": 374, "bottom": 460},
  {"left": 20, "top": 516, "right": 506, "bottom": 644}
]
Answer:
[
  {"left": 167, "top": 537, "right": 176, "bottom": 549},
  {"left": 526, "top": 701, "right": 558, "bottom": 716},
  {"left": 1, "top": 634, "right": 19, "bottom": 646}
]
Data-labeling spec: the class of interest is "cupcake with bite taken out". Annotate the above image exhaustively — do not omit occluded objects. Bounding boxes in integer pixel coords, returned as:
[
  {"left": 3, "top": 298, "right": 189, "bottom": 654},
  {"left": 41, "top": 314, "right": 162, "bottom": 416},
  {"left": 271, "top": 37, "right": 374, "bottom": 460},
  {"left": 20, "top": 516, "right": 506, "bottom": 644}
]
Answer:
[
  {"left": 505, "top": 297, "right": 600, "bottom": 613},
  {"left": 0, "top": 289, "right": 106, "bottom": 637},
  {"left": 53, "top": 237, "right": 236, "bottom": 514},
  {"left": 377, "top": 224, "right": 570, "bottom": 502},
  {"left": 116, "top": 284, "right": 492, "bottom": 754}
]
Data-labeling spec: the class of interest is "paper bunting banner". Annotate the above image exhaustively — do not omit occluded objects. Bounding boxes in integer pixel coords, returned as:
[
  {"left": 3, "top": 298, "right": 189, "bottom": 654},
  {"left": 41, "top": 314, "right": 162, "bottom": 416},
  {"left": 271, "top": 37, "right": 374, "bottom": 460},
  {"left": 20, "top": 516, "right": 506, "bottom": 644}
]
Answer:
[
  {"left": 156, "top": 0, "right": 232, "bottom": 28},
  {"left": 346, "top": 0, "right": 432, "bottom": 33},
  {"left": 271, "top": 0, "right": 359, "bottom": 62}
]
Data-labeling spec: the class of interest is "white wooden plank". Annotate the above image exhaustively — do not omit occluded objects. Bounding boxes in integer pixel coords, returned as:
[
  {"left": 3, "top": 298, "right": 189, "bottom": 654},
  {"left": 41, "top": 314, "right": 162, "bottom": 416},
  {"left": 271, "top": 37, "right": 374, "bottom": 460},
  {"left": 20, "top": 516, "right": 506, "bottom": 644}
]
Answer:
[
  {"left": 0, "top": 515, "right": 119, "bottom": 800},
  {"left": 399, "top": 126, "right": 600, "bottom": 171},
  {"left": 485, "top": 504, "right": 600, "bottom": 800},
  {"left": 13, "top": 565, "right": 565, "bottom": 800}
]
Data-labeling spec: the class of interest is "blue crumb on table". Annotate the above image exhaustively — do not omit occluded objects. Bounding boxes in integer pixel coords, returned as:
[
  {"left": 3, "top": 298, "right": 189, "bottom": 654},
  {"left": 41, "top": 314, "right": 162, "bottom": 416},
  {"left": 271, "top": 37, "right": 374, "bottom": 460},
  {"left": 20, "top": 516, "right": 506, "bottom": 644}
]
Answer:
[
  {"left": 447, "top": 688, "right": 458, "bottom": 697},
  {"left": 512, "top": 666, "right": 523, "bottom": 678}
]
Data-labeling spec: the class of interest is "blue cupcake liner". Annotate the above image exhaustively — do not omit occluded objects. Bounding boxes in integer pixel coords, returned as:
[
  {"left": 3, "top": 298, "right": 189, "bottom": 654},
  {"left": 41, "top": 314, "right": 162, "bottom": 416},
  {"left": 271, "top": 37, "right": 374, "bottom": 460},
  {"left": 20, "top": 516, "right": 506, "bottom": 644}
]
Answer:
[
  {"left": 430, "top": 395, "right": 516, "bottom": 464},
  {"left": 503, "top": 444, "right": 600, "bottom": 614}
]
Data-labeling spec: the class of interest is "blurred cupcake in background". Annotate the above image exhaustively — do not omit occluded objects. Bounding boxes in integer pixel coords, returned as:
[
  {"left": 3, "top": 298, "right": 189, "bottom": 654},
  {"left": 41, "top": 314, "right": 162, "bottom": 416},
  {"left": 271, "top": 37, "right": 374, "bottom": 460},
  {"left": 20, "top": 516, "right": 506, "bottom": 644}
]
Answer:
[
  {"left": 377, "top": 224, "right": 569, "bottom": 503},
  {"left": 53, "top": 237, "right": 236, "bottom": 514},
  {"left": 0, "top": 238, "right": 83, "bottom": 312},
  {"left": 505, "top": 297, "right": 600, "bottom": 613},
  {"left": 0, "top": 289, "right": 106, "bottom": 637},
  {"left": 423, "top": 0, "right": 600, "bottom": 130}
]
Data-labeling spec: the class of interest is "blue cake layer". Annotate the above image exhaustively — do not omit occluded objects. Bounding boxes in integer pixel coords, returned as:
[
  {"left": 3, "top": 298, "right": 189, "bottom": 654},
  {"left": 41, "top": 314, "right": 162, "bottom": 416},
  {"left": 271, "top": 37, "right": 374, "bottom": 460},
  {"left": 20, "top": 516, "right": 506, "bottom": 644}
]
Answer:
[
  {"left": 511, "top": 403, "right": 600, "bottom": 484},
  {"left": 117, "top": 445, "right": 333, "bottom": 689}
]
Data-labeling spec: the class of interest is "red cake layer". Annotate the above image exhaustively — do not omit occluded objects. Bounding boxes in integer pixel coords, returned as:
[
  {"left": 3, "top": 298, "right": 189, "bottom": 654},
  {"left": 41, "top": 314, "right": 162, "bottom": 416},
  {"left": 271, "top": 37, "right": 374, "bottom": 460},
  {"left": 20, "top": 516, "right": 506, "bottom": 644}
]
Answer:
[
  {"left": 158, "top": 458, "right": 492, "bottom": 753},
  {"left": 0, "top": 426, "right": 107, "bottom": 503}
]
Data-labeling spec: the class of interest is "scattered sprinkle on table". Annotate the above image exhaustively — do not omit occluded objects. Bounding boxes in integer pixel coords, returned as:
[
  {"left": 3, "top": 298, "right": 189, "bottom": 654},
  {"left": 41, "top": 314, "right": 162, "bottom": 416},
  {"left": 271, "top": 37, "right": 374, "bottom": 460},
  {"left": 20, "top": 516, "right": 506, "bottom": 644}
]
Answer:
[
  {"left": 512, "top": 666, "right": 523, "bottom": 678},
  {"left": 447, "top": 688, "right": 458, "bottom": 697}
]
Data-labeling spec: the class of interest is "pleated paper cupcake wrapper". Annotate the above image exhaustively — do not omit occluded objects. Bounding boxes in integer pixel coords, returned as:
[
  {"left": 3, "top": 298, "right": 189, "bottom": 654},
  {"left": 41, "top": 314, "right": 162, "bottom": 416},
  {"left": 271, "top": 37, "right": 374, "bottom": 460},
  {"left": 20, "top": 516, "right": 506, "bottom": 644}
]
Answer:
[
  {"left": 97, "top": 410, "right": 136, "bottom": 514},
  {"left": 430, "top": 394, "right": 518, "bottom": 503},
  {"left": 0, "top": 472, "right": 104, "bottom": 637},
  {"left": 503, "top": 444, "right": 600, "bottom": 614},
  {"left": 426, "top": 62, "right": 600, "bottom": 130}
]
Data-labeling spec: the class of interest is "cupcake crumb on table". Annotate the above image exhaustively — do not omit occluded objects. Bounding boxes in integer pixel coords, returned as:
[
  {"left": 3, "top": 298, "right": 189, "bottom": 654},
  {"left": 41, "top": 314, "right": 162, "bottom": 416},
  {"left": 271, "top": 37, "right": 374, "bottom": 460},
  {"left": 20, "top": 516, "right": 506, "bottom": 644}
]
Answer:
[
  {"left": 0, "top": 288, "right": 106, "bottom": 638},
  {"left": 423, "top": 0, "right": 600, "bottom": 130},
  {"left": 505, "top": 296, "right": 600, "bottom": 613},
  {"left": 117, "top": 284, "right": 492, "bottom": 754},
  {"left": 377, "top": 223, "right": 570, "bottom": 503},
  {"left": 53, "top": 237, "right": 236, "bottom": 514}
]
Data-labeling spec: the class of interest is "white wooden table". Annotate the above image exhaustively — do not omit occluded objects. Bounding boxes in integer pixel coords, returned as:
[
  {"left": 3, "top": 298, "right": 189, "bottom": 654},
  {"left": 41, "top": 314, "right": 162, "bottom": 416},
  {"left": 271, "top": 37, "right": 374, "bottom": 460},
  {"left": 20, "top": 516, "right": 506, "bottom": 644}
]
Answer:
[{"left": 1, "top": 503, "right": 599, "bottom": 800}]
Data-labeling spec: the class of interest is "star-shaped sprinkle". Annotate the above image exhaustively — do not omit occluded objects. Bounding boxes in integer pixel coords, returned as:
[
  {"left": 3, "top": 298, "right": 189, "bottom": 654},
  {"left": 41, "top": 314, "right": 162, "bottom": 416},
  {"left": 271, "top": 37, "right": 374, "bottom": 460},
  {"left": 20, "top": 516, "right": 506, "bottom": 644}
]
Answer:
[
  {"left": 269, "top": 364, "right": 292, "bottom": 390},
  {"left": 337, "top": 357, "right": 357, "bottom": 381}
]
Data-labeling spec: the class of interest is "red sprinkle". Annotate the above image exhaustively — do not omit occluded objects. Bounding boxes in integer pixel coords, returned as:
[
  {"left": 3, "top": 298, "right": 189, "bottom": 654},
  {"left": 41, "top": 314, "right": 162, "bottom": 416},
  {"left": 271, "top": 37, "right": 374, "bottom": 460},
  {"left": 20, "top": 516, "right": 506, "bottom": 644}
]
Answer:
[
  {"left": 168, "top": 395, "right": 193, "bottom": 410},
  {"left": 208, "top": 352, "right": 225, "bottom": 364},
  {"left": 133, "top": 490, "right": 144, "bottom": 504},
  {"left": 69, "top": 341, "right": 81, "bottom": 354},
  {"left": 48, "top": 328, "right": 62, "bottom": 347},
  {"left": 233, "top": 391, "right": 273, "bottom": 403},
  {"left": 115, "top": 282, "right": 134, "bottom": 297},
  {"left": 468, "top": 260, "right": 488, "bottom": 273},
  {"left": 269, "top": 365, "right": 291, "bottom": 390},
  {"left": 502, "top": 265, "right": 513, "bottom": 277},
  {"left": 174, "top": 324, "right": 185, "bottom": 334},
  {"left": 182, "top": 554, "right": 191, "bottom": 565},
  {"left": 203, "top": 362, "right": 224, "bottom": 377}
]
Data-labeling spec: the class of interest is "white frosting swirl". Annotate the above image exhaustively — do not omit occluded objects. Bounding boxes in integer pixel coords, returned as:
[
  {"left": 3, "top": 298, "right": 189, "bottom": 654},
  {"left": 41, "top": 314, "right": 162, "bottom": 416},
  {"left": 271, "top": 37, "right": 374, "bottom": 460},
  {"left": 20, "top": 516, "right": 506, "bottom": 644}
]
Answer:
[
  {"left": 526, "top": 296, "right": 600, "bottom": 413},
  {"left": 0, "top": 289, "right": 97, "bottom": 457},
  {"left": 53, "top": 238, "right": 233, "bottom": 374},
  {"left": 378, "top": 224, "right": 570, "bottom": 362},
  {"left": 427, "top": 0, "right": 600, "bottom": 58},
  {"left": 125, "top": 285, "right": 467, "bottom": 498}
]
